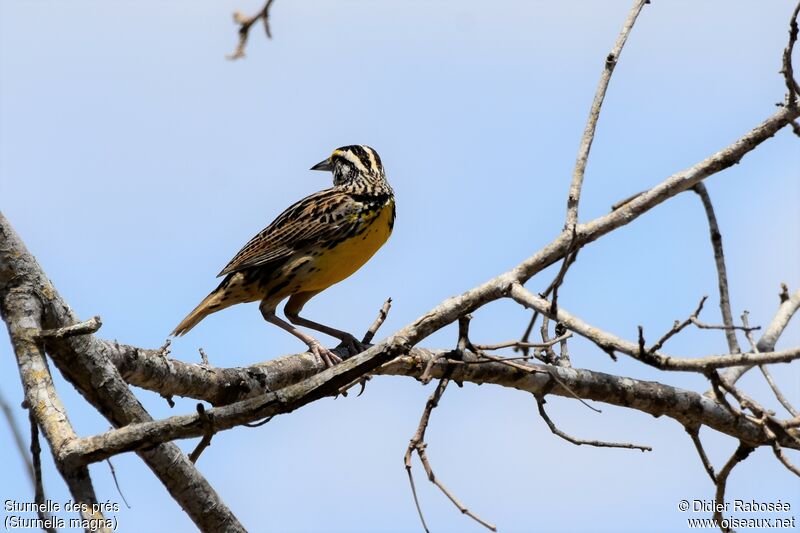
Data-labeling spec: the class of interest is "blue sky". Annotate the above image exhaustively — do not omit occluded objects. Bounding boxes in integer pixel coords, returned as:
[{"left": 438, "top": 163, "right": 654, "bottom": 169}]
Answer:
[{"left": 1, "top": 0, "right": 799, "bottom": 531}]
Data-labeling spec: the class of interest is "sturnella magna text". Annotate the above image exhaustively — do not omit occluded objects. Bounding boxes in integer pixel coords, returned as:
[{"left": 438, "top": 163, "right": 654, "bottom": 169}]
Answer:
[{"left": 172, "top": 145, "right": 395, "bottom": 366}]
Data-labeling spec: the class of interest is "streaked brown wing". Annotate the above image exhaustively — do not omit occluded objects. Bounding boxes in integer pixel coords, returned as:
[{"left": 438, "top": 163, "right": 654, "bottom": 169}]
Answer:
[{"left": 217, "top": 188, "right": 357, "bottom": 277}]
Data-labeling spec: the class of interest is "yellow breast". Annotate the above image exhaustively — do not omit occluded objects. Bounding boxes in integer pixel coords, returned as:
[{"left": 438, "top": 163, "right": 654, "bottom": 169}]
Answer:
[{"left": 295, "top": 198, "right": 395, "bottom": 292}]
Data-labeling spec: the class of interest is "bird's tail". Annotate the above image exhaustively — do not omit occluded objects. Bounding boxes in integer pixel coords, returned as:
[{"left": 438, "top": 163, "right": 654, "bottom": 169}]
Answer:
[{"left": 172, "top": 279, "right": 234, "bottom": 337}]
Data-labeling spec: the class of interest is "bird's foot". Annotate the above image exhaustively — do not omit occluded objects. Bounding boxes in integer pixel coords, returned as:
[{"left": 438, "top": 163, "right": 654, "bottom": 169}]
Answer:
[
  {"left": 309, "top": 341, "right": 343, "bottom": 368},
  {"left": 336, "top": 333, "right": 367, "bottom": 356}
]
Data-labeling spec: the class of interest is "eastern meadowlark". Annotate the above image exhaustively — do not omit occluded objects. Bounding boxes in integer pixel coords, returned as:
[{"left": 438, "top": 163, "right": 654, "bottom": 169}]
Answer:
[{"left": 172, "top": 145, "right": 395, "bottom": 366}]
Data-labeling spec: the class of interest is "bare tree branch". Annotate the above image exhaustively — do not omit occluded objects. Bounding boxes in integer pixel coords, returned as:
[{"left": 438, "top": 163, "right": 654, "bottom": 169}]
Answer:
[
  {"left": 54, "top": 346, "right": 800, "bottom": 467},
  {"left": 405, "top": 372, "right": 497, "bottom": 532},
  {"left": 721, "top": 289, "right": 800, "bottom": 386},
  {"left": 105, "top": 458, "right": 131, "bottom": 509},
  {"left": 693, "top": 183, "right": 740, "bottom": 354},
  {"left": 525, "top": 101, "right": 795, "bottom": 357},
  {"left": 565, "top": 0, "right": 649, "bottom": 229},
  {"left": 509, "top": 284, "right": 800, "bottom": 371},
  {"left": 188, "top": 403, "right": 216, "bottom": 464},
  {"left": 740, "top": 312, "right": 799, "bottom": 418},
  {"left": 36, "top": 316, "right": 102, "bottom": 340},
  {"left": 228, "top": 0, "right": 276, "bottom": 60},
  {"left": 362, "top": 297, "right": 392, "bottom": 344},
  {"left": 0, "top": 288, "right": 108, "bottom": 529},
  {"left": 1, "top": 5, "right": 799, "bottom": 531},
  {"left": 29, "top": 98, "right": 800, "bottom": 467},
  {"left": 714, "top": 443, "right": 755, "bottom": 533},
  {"left": 28, "top": 412, "right": 57, "bottom": 533},
  {"left": 474, "top": 332, "right": 571, "bottom": 352},
  {"left": 759, "top": 364, "right": 798, "bottom": 418},
  {"left": 770, "top": 440, "right": 800, "bottom": 477},
  {"left": 534, "top": 394, "right": 651, "bottom": 451},
  {"left": 781, "top": 1, "right": 800, "bottom": 105},
  {"left": 0, "top": 387, "right": 34, "bottom": 487},
  {"left": 646, "top": 296, "right": 708, "bottom": 354},
  {"left": 685, "top": 425, "right": 717, "bottom": 484},
  {"left": 0, "top": 212, "right": 244, "bottom": 533}
]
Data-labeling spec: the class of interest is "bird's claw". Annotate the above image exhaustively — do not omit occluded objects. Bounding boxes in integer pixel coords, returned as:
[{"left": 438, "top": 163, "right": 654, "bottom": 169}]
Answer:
[
  {"left": 310, "top": 341, "right": 343, "bottom": 368},
  {"left": 337, "top": 334, "right": 367, "bottom": 356}
]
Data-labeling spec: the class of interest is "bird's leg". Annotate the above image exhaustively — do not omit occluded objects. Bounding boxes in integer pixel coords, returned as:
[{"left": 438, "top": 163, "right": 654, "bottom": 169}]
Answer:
[
  {"left": 288, "top": 314, "right": 364, "bottom": 354},
  {"left": 284, "top": 293, "right": 366, "bottom": 355},
  {"left": 259, "top": 302, "right": 342, "bottom": 367}
]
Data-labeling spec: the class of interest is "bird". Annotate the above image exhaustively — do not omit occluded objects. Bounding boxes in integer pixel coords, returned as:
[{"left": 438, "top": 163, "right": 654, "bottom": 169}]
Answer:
[{"left": 171, "top": 145, "right": 395, "bottom": 367}]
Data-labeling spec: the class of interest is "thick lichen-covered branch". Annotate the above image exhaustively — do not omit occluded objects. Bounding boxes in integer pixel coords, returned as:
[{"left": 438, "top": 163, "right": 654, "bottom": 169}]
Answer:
[
  {"left": 0, "top": 213, "right": 244, "bottom": 533},
  {"left": 53, "top": 346, "right": 798, "bottom": 467}
]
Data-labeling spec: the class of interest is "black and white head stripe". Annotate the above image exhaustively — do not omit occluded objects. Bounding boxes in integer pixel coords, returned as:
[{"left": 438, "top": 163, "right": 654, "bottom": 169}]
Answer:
[{"left": 331, "top": 145, "right": 383, "bottom": 175}]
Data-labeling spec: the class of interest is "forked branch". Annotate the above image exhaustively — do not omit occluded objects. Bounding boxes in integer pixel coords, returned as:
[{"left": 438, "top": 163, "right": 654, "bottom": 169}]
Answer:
[
  {"left": 714, "top": 443, "right": 755, "bottom": 533},
  {"left": 228, "top": 0, "right": 276, "bottom": 60},
  {"left": 405, "top": 371, "right": 497, "bottom": 532}
]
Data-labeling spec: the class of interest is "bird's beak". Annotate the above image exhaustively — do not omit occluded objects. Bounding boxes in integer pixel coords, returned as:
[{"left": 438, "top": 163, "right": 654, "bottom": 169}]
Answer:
[{"left": 310, "top": 158, "right": 333, "bottom": 171}]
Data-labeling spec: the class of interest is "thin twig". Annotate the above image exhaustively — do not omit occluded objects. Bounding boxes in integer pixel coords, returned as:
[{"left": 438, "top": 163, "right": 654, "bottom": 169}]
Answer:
[
  {"left": 228, "top": 0, "right": 276, "bottom": 60},
  {"left": 474, "top": 332, "right": 572, "bottom": 352},
  {"left": 759, "top": 365, "right": 798, "bottom": 417},
  {"left": 419, "top": 354, "right": 446, "bottom": 385},
  {"left": 1, "top": 388, "right": 34, "bottom": 486},
  {"left": 556, "top": 322, "right": 571, "bottom": 367},
  {"left": 510, "top": 284, "right": 800, "bottom": 371},
  {"left": 477, "top": 351, "right": 601, "bottom": 413},
  {"left": 564, "top": 0, "right": 649, "bottom": 229},
  {"left": 404, "top": 372, "right": 497, "bottom": 532},
  {"left": 473, "top": 351, "right": 544, "bottom": 374},
  {"left": 158, "top": 339, "right": 172, "bottom": 358},
  {"left": 405, "top": 456, "right": 429, "bottom": 533},
  {"left": 610, "top": 189, "right": 647, "bottom": 211},
  {"left": 707, "top": 370, "right": 744, "bottom": 419},
  {"left": 769, "top": 439, "right": 800, "bottom": 477},
  {"left": 539, "top": 315, "right": 556, "bottom": 363},
  {"left": 460, "top": 354, "right": 553, "bottom": 365},
  {"left": 714, "top": 443, "right": 755, "bottom": 533},
  {"left": 362, "top": 298, "right": 393, "bottom": 344},
  {"left": 534, "top": 395, "right": 651, "bottom": 451},
  {"left": 549, "top": 228, "right": 580, "bottom": 319},
  {"left": 337, "top": 298, "right": 394, "bottom": 396},
  {"left": 693, "top": 183, "right": 741, "bottom": 354},
  {"left": 647, "top": 297, "right": 707, "bottom": 354},
  {"left": 518, "top": 309, "right": 540, "bottom": 357},
  {"left": 28, "top": 413, "right": 56, "bottom": 533},
  {"left": 685, "top": 425, "right": 717, "bottom": 484},
  {"left": 781, "top": 1, "right": 800, "bottom": 105},
  {"left": 740, "top": 313, "right": 799, "bottom": 417},
  {"left": 36, "top": 315, "right": 102, "bottom": 339},
  {"left": 106, "top": 458, "right": 131, "bottom": 509},
  {"left": 189, "top": 404, "right": 215, "bottom": 464},
  {"left": 456, "top": 315, "right": 472, "bottom": 354},
  {"left": 690, "top": 318, "right": 759, "bottom": 334},
  {"left": 714, "top": 363, "right": 773, "bottom": 422},
  {"left": 720, "top": 288, "right": 800, "bottom": 387},
  {"left": 518, "top": 238, "right": 578, "bottom": 358},
  {"left": 418, "top": 315, "right": 473, "bottom": 386}
]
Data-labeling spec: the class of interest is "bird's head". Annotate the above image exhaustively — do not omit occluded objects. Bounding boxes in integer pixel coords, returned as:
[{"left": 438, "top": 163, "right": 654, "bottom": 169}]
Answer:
[{"left": 311, "top": 145, "right": 386, "bottom": 188}]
